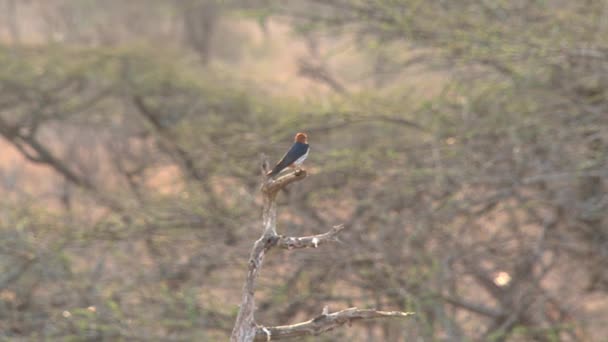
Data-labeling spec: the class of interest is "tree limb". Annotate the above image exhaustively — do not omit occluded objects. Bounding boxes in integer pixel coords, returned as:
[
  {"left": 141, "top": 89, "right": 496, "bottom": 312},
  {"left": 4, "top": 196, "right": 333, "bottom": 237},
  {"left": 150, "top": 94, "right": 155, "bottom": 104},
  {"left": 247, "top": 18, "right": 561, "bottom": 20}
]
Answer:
[
  {"left": 440, "top": 294, "right": 503, "bottom": 318},
  {"left": 231, "top": 169, "right": 308, "bottom": 342},
  {"left": 277, "top": 224, "right": 345, "bottom": 250},
  {"left": 231, "top": 167, "right": 413, "bottom": 341},
  {"left": 262, "top": 169, "right": 308, "bottom": 198},
  {"left": 254, "top": 307, "right": 414, "bottom": 341}
]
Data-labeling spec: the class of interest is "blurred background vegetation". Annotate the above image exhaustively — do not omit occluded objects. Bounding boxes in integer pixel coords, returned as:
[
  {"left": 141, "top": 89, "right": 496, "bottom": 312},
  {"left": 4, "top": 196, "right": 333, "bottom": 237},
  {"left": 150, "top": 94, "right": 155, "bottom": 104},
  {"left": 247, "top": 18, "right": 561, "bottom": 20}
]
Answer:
[{"left": 0, "top": 1, "right": 606, "bottom": 341}]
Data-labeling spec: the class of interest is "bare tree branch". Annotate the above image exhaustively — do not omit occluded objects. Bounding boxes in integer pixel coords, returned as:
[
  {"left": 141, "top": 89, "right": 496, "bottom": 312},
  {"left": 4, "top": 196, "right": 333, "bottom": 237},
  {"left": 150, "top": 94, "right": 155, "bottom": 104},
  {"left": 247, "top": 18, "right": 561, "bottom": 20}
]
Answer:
[
  {"left": 254, "top": 307, "right": 414, "bottom": 341},
  {"left": 262, "top": 169, "right": 308, "bottom": 199},
  {"left": 277, "top": 224, "right": 345, "bottom": 250},
  {"left": 440, "top": 294, "right": 503, "bottom": 318},
  {"left": 231, "top": 169, "right": 309, "bottom": 342},
  {"left": 297, "top": 58, "right": 348, "bottom": 94},
  {"left": 231, "top": 167, "right": 413, "bottom": 341}
]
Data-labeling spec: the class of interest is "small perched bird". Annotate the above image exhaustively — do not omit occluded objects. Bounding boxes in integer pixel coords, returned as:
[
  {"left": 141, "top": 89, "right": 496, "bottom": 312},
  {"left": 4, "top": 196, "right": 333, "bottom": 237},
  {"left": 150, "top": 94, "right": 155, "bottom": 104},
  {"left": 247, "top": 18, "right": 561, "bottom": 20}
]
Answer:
[{"left": 267, "top": 132, "right": 309, "bottom": 177}]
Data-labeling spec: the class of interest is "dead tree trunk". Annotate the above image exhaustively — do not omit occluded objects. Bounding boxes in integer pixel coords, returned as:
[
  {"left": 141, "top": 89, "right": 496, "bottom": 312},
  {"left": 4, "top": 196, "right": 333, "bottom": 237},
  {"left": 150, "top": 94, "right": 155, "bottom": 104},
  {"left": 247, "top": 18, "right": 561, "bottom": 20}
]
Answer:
[{"left": 230, "top": 167, "right": 413, "bottom": 341}]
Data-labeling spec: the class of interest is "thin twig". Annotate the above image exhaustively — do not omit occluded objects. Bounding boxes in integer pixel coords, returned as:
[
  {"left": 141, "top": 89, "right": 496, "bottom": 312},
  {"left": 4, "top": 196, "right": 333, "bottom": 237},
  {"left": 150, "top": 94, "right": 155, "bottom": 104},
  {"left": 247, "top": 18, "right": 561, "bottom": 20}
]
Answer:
[{"left": 277, "top": 224, "right": 346, "bottom": 250}]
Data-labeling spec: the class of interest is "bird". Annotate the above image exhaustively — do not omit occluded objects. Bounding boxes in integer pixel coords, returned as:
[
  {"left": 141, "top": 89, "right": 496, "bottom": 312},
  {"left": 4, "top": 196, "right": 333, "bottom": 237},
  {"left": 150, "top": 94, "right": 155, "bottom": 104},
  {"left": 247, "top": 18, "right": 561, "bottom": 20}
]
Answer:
[{"left": 267, "top": 132, "right": 309, "bottom": 177}]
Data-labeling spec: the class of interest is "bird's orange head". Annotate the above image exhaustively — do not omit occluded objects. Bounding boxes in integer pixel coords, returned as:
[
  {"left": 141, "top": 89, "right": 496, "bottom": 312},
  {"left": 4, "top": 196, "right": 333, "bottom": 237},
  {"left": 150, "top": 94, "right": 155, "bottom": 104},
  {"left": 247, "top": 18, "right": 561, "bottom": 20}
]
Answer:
[{"left": 295, "top": 132, "right": 308, "bottom": 143}]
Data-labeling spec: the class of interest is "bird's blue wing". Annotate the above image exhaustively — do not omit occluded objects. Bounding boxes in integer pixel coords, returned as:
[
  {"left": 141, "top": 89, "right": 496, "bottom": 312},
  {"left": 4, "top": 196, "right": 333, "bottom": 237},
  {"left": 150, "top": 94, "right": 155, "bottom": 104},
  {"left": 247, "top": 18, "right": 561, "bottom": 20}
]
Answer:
[{"left": 268, "top": 142, "right": 309, "bottom": 176}]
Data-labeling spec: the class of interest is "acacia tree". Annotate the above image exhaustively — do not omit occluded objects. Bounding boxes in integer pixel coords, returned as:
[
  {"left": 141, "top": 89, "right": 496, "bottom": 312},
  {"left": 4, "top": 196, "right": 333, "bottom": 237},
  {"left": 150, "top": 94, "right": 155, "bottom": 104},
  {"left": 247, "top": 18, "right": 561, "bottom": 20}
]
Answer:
[{"left": 1, "top": 1, "right": 607, "bottom": 340}]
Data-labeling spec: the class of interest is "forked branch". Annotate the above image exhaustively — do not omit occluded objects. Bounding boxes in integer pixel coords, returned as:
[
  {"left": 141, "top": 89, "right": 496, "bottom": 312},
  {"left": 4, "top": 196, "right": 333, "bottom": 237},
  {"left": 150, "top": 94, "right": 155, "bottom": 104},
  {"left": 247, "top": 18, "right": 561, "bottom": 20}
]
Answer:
[
  {"left": 231, "top": 167, "right": 413, "bottom": 341},
  {"left": 231, "top": 169, "right": 311, "bottom": 342}
]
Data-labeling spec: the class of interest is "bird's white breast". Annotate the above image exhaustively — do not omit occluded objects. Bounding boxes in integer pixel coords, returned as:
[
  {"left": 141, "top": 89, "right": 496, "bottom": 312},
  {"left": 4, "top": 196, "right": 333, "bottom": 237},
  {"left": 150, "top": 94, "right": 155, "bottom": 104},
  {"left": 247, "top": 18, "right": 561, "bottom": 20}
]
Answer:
[{"left": 294, "top": 148, "right": 309, "bottom": 166}]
